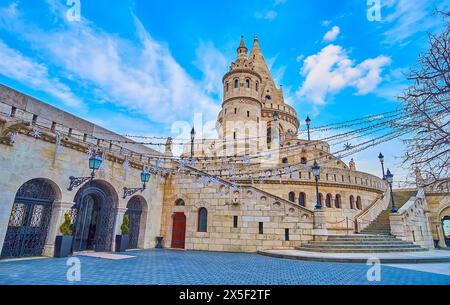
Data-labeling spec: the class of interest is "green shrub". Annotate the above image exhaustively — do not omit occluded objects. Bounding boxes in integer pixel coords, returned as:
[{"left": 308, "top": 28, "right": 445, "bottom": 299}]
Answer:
[
  {"left": 121, "top": 214, "right": 129, "bottom": 235},
  {"left": 59, "top": 213, "right": 73, "bottom": 236}
]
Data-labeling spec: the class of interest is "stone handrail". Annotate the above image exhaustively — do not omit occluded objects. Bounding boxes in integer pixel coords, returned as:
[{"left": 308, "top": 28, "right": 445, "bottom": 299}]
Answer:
[
  {"left": 184, "top": 165, "right": 314, "bottom": 217},
  {"left": 389, "top": 188, "right": 434, "bottom": 248},
  {"left": 354, "top": 188, "right": 390, "bottom": 232}
]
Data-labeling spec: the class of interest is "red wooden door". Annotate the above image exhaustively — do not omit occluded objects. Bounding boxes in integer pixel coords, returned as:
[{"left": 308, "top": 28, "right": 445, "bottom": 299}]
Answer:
[{"left": 171, "top": 212, "right": 186, "bottom": 249}]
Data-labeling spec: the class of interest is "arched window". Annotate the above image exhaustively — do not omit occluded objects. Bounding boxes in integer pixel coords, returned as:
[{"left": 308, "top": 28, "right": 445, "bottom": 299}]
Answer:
[
  {"left": 198, "top": 208, "right": 207, "bottom": 232},
  {"left": 326, "top": 194, "right": 332, "bottom": 208},
  {"left": 299, "top": 192, "right": 306, "bottom": 207},
  {"left": 356, "top": 196, "right": 362, "bottom": 210},
  {"left": 226, "top": 82, "right": 229, "bottom": 92},
  {"left": 282, "top": 157, "right": 288, "bottom": 164},
  {"left": 349, "top": 195, "right": 355, "bottom": 209},
  {"left": 288, "top": 192, "right": 295, "bottom": 202},
  {"left": 234, "top": 79, "right": 239, "bottom": 89},
  {"left": 255, "top": 82, "right": 259, "bottom": 92},
  {"left": 335, "top": 194, "right": 341, "bottom": 208},
  {"left": 175, "top": 199, "right": 185, "bottom": 206},
  {"left": 245, "top": 79, "right": 250, "bottom": 88},
  {"left": 267, "top": 127, "right": 272, "bottom": 144}
]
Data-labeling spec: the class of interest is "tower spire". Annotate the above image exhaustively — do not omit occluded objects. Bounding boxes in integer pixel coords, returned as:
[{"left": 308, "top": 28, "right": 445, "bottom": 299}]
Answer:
[{"left": 237, "top": 35, "right": 248, "bottom": 60}]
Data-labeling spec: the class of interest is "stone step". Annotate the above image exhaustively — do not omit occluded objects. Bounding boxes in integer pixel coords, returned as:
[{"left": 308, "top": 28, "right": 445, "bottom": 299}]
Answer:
[
  {"left": 308, "top": 241, "right": 416, "bottom": 246},
  {"left": 296, "top": 247, "right": 426, "bottom": 253},
  {"left": 300, "top": 244, "right": 421, "bottom": 250},
  {"left": 328, "top": 235, "right": 396, "bottom": 241}
]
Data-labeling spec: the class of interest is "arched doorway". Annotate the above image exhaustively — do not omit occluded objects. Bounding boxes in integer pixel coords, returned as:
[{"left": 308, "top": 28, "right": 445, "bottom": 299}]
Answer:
[
  {"left": 72, "top": 180, "right": 118, "bottom": 252},
  {"left": 126, "top": 196, "right": 144, "bottom": 249},
  {"left": 442, "top": 215, "right": 450, "bottom": 247},
  {"left": 1, "top": 179, "right": 58, "bottom": 259},
  {"left": 171, "top": 212, "right": 186, "bottom": 249}
]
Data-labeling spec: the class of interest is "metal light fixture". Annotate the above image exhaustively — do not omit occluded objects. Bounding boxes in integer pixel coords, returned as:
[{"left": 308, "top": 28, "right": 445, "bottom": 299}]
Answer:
[
  {"left": 312, "top": 160, "right": 321, "bottom": 209},
  {"left": 306, "top": 116, "right": 311, "bottom": 141},
  {"left": 123, "top": 167, "right": 151, "bottom": 199},
  {"left": 190, "top": 127, "right": 195, "bottom": 158},
  {"left": 68, "top": 154, "right": 103, "bottom": 191},
  {"left": 378, "top": 152, "right": 385, "bottom": 179},
  {"left": 385, "top": 169, "right": 397, "bottom": 213}
]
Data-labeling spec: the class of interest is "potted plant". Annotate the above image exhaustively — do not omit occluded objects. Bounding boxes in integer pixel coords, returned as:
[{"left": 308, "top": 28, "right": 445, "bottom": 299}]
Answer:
[
  {"left": 115, "top": 214, "right": 129, "bottom": 252},
  {"left": 54, "top": 213, "right": 73, "bottom": 258}
]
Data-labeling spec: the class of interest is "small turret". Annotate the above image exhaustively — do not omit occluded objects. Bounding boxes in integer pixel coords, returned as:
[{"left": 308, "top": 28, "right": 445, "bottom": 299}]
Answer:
[{"left": 237, "top": 36, "right": 248, "bottom": 60}]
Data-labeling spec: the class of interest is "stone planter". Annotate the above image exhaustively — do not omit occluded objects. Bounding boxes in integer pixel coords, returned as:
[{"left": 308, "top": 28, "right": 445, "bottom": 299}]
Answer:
[
  {"left": 156, "top": 236, "right": 164, "bottom": 248},
  {"left": 54, "top": 235, "right": 73, "bottom": 258},
  {"left": 115, "top": 235, "right": 129, "bottom": 252}
]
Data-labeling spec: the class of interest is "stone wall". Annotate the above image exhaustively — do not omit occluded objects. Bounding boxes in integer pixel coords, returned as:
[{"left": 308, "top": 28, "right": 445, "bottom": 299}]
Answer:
[
  {"left": 160, "top": 168, "right": 314, "bottom": 252},
  {"left": 389, "top": 188, "right": 434, "bottom": 249},
  {"left": 0, "top": 99, "right": 165, "bottom": 256}
]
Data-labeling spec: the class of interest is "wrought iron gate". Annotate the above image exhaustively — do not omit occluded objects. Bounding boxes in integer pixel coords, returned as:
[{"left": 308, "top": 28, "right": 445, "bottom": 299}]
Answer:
[
  {"left": 126, "top": 197, "right": 142, "bottom": 249},
  {"left": 1, "top": 179, "right": 55, "bottom": 259}
]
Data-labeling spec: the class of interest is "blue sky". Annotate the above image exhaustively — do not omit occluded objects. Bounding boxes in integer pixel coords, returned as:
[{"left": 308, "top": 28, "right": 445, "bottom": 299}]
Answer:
[{"left": 0, "top": 0, "right": 448, "bottom": 183}]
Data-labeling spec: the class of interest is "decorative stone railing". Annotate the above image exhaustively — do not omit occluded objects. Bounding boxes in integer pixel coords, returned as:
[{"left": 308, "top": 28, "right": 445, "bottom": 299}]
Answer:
[
  {"left": 354, "top": 189, "right": 390, "bottom": 232},
  {"left": 389, "top": 188, "right": 434, "bottom": 249},
  {"left": 184, "top": 165, "right": 314, "bottom": 218}
]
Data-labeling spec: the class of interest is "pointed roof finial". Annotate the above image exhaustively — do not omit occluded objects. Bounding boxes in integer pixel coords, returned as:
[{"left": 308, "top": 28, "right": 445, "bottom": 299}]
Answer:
[
  {"left": 254, "top": 35, "right": 259, "bottom": 42},
  {"left": 239, "top": 35, "right": 246, "bottom": 48},
  {"left": 237, "top": 35, "right": 248, "bottom": 59}
]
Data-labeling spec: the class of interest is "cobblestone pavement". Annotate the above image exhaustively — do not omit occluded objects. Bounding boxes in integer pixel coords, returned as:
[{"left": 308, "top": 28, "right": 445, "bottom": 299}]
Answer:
[{"left": 0, "top": 249, "right": 449, "bottom": 285}]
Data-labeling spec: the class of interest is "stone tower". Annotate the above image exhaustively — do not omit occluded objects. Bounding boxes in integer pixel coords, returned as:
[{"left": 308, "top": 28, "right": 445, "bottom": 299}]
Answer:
[{"left": 216, "top": 36, "right": 300, "bottom": 156}]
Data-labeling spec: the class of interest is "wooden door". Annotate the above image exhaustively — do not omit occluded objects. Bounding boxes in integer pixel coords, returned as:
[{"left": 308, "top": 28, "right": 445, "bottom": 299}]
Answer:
[{"left": 171, "top": 212, "right": 186, "bottom": 249}]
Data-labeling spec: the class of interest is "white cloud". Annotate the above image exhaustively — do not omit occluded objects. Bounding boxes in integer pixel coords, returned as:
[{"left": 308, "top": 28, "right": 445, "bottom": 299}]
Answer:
[
  {"left": 255, "top": 10, "right": 278, "bottom": 21},
  {"left": 0, "top": 40, "right": 83, "bottom": 108},
  {"left": 194, "top": 41, "right": 228, "bottom": 97},
  {"left": 296, "top": 54, "right": 305, "bottom": 62},
  {"left": 321, "top": 20, "right": 331, "bottom": 26},
  {"left": 323, "top": 25, "right": 340, "bottom": 42},
  {"left": 296, "top": 44, "right": 391, "bottom": 106},
  {"left": 382, "top": 0, "right": 450, "bottom": 45},
  {"left": 0, "top": 2, "right": 221, "bottom": 124}
]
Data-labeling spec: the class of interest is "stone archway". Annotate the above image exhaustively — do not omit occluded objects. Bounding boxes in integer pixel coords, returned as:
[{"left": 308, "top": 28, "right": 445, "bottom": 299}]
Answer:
[
  {"left": 439, "top": 206, "right": 450, "bottom": 247},
  {"left": 1, "top": 178, "right": 60, "bottom": 259},
  {"left": 72, "top": 180, "right": 119, "bottom": 252},
  {"left": 126, "top": 195, "right": 147, "bottom": 249}
]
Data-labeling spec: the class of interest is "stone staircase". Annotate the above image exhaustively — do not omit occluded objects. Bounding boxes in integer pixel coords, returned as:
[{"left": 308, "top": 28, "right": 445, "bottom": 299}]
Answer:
[
  {"left": 360, "top": 190, "right": 416, "bottom": 235},
  {"left": 296, "top": 234, "right": 426, "bottom": 253}
]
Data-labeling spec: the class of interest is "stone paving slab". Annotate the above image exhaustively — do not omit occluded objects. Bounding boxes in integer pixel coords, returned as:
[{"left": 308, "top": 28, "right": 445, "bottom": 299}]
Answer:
[
  {"left": 0, "top": 249, "right": 449, "bottom": 285},
  {"left": 386, "top": 263, "right": 450, "bottom": 276},
  {"left": 258, "top": 249, "right": 450, "bottom": 264}
]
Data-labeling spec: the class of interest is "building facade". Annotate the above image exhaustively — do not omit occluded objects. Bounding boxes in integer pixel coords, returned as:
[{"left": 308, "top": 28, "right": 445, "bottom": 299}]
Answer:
[{"left": 0, "top": 37, "right": 448, "bottom": 259}]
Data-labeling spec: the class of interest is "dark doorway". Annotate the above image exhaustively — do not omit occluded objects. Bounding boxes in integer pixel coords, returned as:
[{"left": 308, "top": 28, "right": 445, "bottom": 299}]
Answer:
[
  {"left": 72, "top": 181, "right": 117, "bottom": 252},
  {"left": 171, "top": 212, "right": 186, "bottom": 249},
  {"left": 126, "top": 196, "right": 143, "bottom": 249}
]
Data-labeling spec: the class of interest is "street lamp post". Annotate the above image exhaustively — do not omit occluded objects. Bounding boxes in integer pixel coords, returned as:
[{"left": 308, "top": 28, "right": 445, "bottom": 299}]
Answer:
[
  {"left": 190, "top": 127, "right": 195, "bottom": 158},
  {"left": 385, "top": 169, "right": 397, "bottom": 213},
  {"left": 123, "top": 167, "right": 151, "bottom": 199},
  {"left": 68, "top": 154, "right": 103, "bottom": 191},
  {"left": 312, "top": 160, "right": 321, "bottom": 209},
  {"left": 306, "top": 116, "right": 311, "bottom": 141},
  {"left": 378, "top": 153, "right": 385, "bottom": 179}
]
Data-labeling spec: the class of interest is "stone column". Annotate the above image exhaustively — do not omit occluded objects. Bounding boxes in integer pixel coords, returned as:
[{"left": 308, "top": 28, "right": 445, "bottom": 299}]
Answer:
[
  {"left": 112, "top": 207, "right": 127, "bottom": 252},
  {"left": 312, "top": 209, "right": 328, "bottom": 241},
  {"left": 43, "top": 201, "right": 74, "bottom": 257},
  {"left": 0, "top": 191, "right": 16, "bottom": 254}
]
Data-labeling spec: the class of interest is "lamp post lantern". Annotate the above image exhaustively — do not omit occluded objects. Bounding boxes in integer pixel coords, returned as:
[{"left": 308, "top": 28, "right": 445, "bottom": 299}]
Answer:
[
  {"left": 306, "top": 116, "right": 311, "bottom": 141},
  {"left": 385, "top": 169, "right": 397, "bottom": 213},
  {"left": 312, "top": 160, "right": 321, "bottom": 209},
  {"left": 68, "top": 153, "right": 103, "bottom": 191},
  {"left": 123, "top": 167, "right": 152, "bottom": 199},
  {"left": 190, "top": 127, "right": 195, "bottom": 158},
  {"left": 378, "top": 152, "right": 385, "bottom": 179}
]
